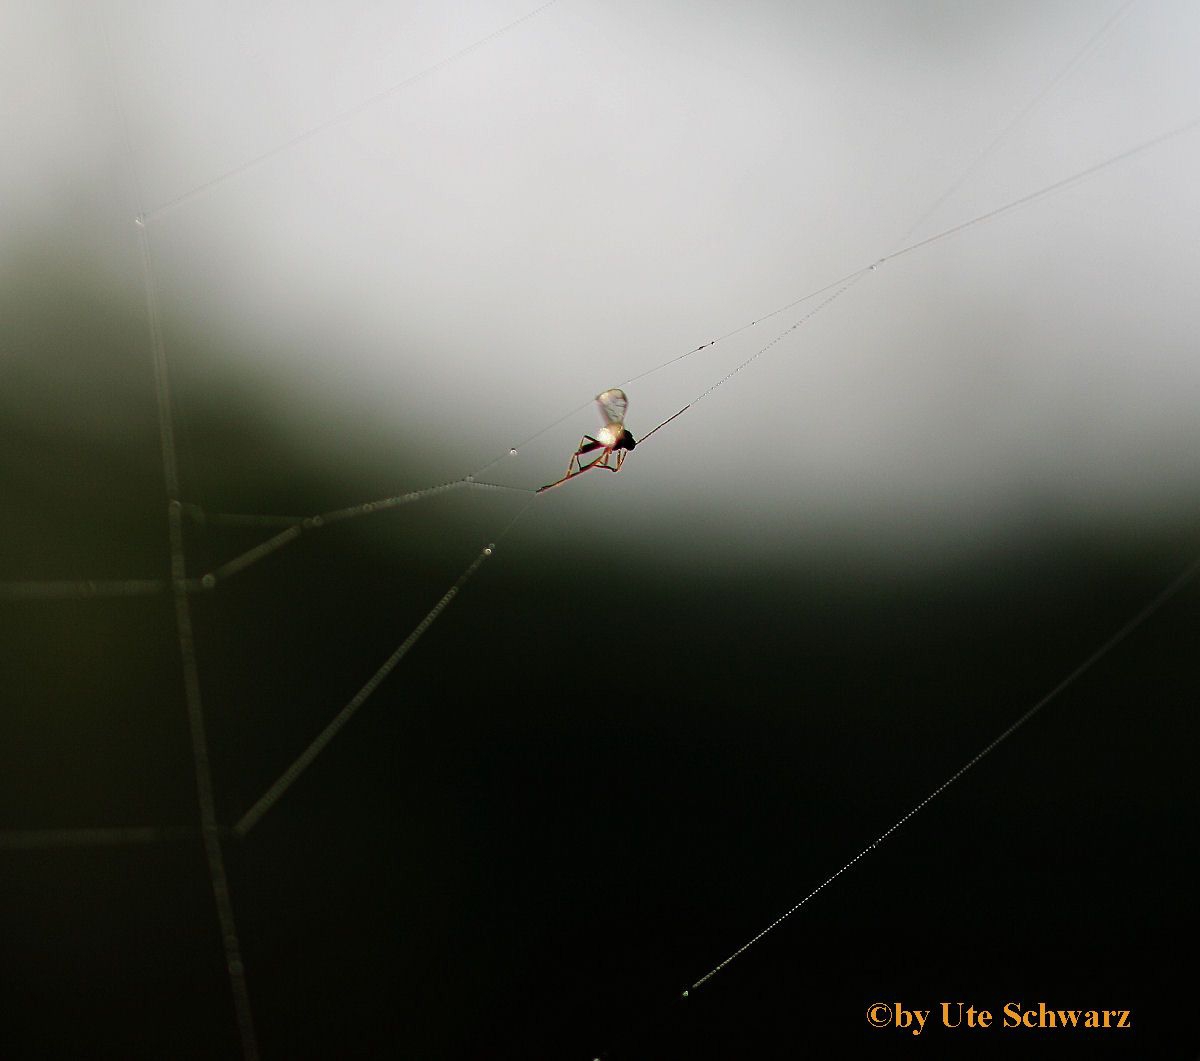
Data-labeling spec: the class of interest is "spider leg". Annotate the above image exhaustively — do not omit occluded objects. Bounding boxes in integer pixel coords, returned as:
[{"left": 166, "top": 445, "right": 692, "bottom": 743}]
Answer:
[
  {"left": 539, "top": 452, "right": 607, "bottom": 493},
  {"left": 596, "top": 449, "right": 620, "bottom": 473},
  {"left": 567, "top": 436, "right": 605, "bottom": 475},
  {"left": 579, "top": 451, "right": 608, "bottom": 471},
  {"left": 539, "top": 436, "right": 629, "bottom": 492}
]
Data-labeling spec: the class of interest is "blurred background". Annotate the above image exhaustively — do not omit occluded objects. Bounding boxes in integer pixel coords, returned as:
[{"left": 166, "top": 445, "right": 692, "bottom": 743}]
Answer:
[{"left": 2, "top": 1, "right": 1198, "bottom": 1057}]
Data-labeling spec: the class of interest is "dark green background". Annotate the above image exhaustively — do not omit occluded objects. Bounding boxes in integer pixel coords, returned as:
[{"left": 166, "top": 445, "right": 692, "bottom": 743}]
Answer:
[{"left": 2, "top": 238, "right": 1198, "bottom": 1060}]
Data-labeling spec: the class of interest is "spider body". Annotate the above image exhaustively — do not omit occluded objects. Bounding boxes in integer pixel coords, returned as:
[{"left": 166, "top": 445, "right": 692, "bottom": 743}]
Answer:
[{"left": 537, "top": 389, "right": 637, "bottom": 493}]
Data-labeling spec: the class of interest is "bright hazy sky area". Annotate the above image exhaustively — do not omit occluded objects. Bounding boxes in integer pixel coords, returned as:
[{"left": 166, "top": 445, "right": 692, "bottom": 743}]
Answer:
[{"left": 6, "top": 0, "right": 1200, "bottom": 566}]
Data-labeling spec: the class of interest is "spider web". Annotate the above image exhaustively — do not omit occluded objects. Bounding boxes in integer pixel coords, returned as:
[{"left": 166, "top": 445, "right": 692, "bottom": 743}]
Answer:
[{"left": 4, "top": 3, "right": 1198, "bottom": 1058}]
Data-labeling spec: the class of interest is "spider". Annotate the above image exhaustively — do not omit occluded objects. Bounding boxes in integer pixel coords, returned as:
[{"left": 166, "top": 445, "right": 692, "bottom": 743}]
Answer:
[{"left": 537, "top": 388, "right": 637, "bottom": 493}]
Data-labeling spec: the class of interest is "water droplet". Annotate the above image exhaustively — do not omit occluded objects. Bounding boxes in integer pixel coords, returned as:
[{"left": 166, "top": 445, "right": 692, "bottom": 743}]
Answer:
[
  {"left": 509, "top": 448, "right": 517, "bottom": 456},
  {"left": 201, "top": 574, "right": 216, "bottom": 589},
  {"left": 466, "top": 475, "right": 475, "bottom": 483}
]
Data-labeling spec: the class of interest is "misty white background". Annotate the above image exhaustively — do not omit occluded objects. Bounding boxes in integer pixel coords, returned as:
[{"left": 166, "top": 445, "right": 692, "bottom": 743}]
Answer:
[{"left": 6, "top": 0, "right": 1200, "bottom": 568}]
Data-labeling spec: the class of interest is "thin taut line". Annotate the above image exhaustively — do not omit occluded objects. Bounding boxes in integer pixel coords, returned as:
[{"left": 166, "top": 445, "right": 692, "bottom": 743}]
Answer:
[
  {"left": 104, "top": 3, "right": 261, "bottom": 1050},
  {"left": 233, "top": 541, "right": 499, "bottom": 837},
  {"left": 895, "top": 0, "right": 1137, "bottom": 247},
  {"left": 186, "top": 480, "right": 533, "bottom": 588},
  {"left": 0, "top": 826, "right": 192, "bottom": 850},
  {"left": 686, "top": 556, "right": 1200, "bottom": 994},
  {"left": 232, "top": 493, "right": 537, "bottom": 837},
  {"left": 0, "top": 579, "right": 167, "bottom": 600},
  {"left": 136, "top": 224, "right": 261, "bottom": 1061},
  {"left": 143, "top": 0, "right": 562, "bottom": 222}
]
